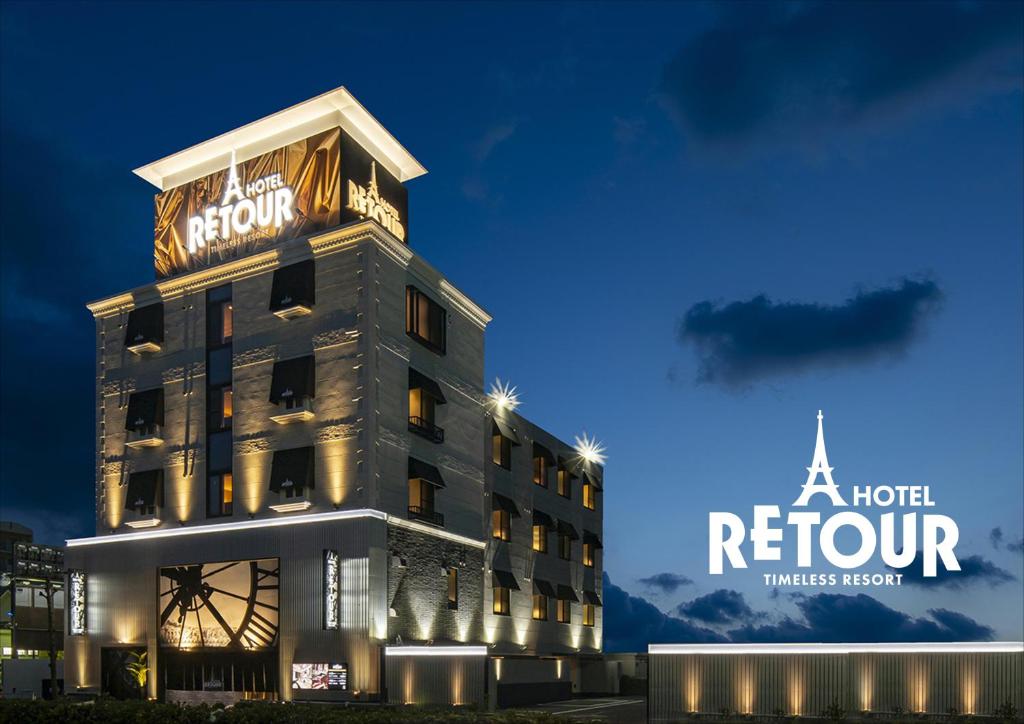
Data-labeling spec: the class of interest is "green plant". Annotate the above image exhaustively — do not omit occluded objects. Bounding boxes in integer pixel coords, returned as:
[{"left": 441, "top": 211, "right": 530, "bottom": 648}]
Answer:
[
  {"left": 125, "top": 650, "right": 149, "bottom": 691},
  {"left": 821, "top": 698, "right": 846, "bottom": 721}
]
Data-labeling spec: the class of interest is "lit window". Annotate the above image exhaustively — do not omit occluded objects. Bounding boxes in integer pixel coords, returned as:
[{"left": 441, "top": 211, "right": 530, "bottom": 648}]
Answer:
[
  {"left": 583, "top": 483, "right": 596, "bottom": 510},
  {"left": 406, "top": 286, "right": 446, "bottom": 354},
  {"left": 492, "top": 509, "right": 511, "bottom": 541},
  {"left": 533, "top": 457, "right": 547, "bottom": 487},
  {"left": 557, "top": 599, "right": 571, "bottom": 624},
  {"left": 557, "top": 468, "right": 573, "bottom": 499},
  {"left": 208, "top": 473, "right": 233, "bottom": 517},
  {"left": 532, "top": 524, "right": 547, "bottom": 553},
  {"left": 532, "top": 594, "right": 548, "bottom": 621},
  {"left": 222, "top": 303, "right": 233, "bottom": 342},
  {"left": 222, "top": 387, "right": 233, "bottom": 424},
  {"left": 493, "top": 586, "right": 510, "bottom": 616},
  {"left": 492, "top": 431, "right": 511, "bottom": 470},
  {"left": 583, "top": 542, "right": 594, "bottom": 567},
  {"left": 583, "top": 603, "right": 595, "bottom": 627},
  {"left": 447, "top": 567, "right": 458, "bottom": 610}
]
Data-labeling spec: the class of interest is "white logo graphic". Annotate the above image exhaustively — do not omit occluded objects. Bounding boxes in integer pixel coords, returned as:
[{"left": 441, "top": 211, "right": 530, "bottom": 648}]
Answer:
[{"left": 708, "top": 411, "right": 961, "bottom": 586}]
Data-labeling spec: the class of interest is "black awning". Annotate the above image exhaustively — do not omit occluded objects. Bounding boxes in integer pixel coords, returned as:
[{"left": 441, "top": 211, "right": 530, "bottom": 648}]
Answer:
[
  {"left": 125, "top": 388, "right": 164, "bottom": 431},
  {"left": 557, "top": 519, "right": 580, "bottom": 540},
  {"left": 532, "top": 442, "right": 555, "bottom": 465},
  {"left": 408, "top": 457, "right": 446, "bottom": 488},
  {"left": 124, "top": 303, "right": 164, "bottom": 347},
  {"left": 269, "top": 259, "right": 315, "bottom": 311},
  {"left": 125, "top": 469, "right": 164, "bottom": 509},
  {"left": 269, "top": 355, "right": 316, "bottom": 403},
  {"left": 583, "top": 530, "right": 604, "bottom": 549},
  {"left": 583, "top": 590, "right": 603, "bottom": 607},
  {"left": 269, "top": 446, "right": 315, "bottom": 492},
  {"left": 408, "top": 368, "right": 446, "bottom": 404},
  {"left": 532, "top": 509, "right": 556, "bottom": 529},
  {"left": 492, "top": 492, "right": 520, "bottom": 517},
  {"left": 582, "top": 469, "right": 603, "bottom": 491},
  {"left": 492, "top": 418, "right": 521, "bottom": 445},
  {"left": 556, "top": 584, "right": 578, "bottom": 602},
  {"left": 492, "top": 569, "right": 520, "bottom": 591},
  {"left": 533, "top": 579, "right": 556, "bottom": 597},
  {"left": 558, "top": 456, "right": 579, "bottom": 475}
]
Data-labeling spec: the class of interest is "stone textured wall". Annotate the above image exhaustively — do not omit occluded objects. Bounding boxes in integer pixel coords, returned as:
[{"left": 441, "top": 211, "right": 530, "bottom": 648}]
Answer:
[{"left": 386, "top": 525, "right": 484, "bottom": 645}]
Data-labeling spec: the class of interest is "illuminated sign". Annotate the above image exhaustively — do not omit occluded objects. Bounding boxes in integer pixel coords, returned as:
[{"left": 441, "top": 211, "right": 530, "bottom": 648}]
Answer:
[
  {"left": 709, "top": 412, "right": 961, "bottom": 586},
  {"left": 68, "top": 570, "right": 86, "bottom": 635},
  {"left": 187, "top": 151, "right": 294, "bottom": 254},
  {"left": 292, "top": 662, "right": 348, "bottom": 690},
  {"left": 323, "top": 549, "right": 340, "bottom": 630},
  {"left": 339, "top": 129, "right": 408, "bottom": 242},
  {"left": 346, "top": 162, "right": 404, "bottom": 241}
]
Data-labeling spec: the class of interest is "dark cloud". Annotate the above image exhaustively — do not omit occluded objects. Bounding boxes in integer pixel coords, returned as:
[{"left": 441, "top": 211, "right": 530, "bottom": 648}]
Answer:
[
  {"left": 676, "top": 589, "right": 761, "bottom": 625},
  {"left": 887, "top": 552, "right": 1016, "bottom": 589},
  {"left": 638, "top": 572, "right": 694, "bottom": 594},
  {"left": 990, "top": 527, "right": 1024, "bottom": 554},
  {"left": 660, "top": 1, "right": 1023, "bottom": 149},
  {"left": 679, "top": 278, "right": 942, "bottom": 387},
  {"left": 603, "top": 573, "right": 726, "bottom": 652},
  {"left": 728, "top": 593, "right": 994, "bottom": 643},
  {"left": 1010, "top": 539, "right": 1024, "bottom": 555}
]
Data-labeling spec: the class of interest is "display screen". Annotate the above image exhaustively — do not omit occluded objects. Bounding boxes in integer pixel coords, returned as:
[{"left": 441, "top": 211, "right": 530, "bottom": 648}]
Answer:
[{"left": 291, "top": 662, "right": 348, "bottom": 691}]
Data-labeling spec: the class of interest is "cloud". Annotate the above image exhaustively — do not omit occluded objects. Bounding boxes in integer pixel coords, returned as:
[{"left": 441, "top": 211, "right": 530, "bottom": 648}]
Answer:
[
  {"left": 638, "top": 572, "right": 694, "bottom": 594},
  {"left": 603, "top": 573, "right": 726, "bottom": 652},
  {"left": 728, "top": 593, "right": 994, "bottom": 643},
  {"left": 678, "top": 278, "right": 942, "bottom": 387},
  {"left": 887, "top": 552, "right": 1016, "bottom": 589},
  {"left": 659, "top": 1, "right": 1023, "bottom": 150},
  {"left": 463, "top": 120, "right": 520, "bottom": 201},
  {"left": 990, "top": 527, "right": 1024, "bottom": 554},
  {"left": 676, "top": 589, "right": 761, "bottom": 625}
]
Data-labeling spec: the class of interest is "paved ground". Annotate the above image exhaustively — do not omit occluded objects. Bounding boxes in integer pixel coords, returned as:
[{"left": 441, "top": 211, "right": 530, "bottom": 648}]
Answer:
[{"left": 515, "top": 697, "right": 647, "bottom": 722}]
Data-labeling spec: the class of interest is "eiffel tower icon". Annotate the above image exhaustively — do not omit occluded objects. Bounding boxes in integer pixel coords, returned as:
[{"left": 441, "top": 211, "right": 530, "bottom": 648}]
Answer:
[{"left": 793, "top": 411, "right": 848, "bottom": 507}]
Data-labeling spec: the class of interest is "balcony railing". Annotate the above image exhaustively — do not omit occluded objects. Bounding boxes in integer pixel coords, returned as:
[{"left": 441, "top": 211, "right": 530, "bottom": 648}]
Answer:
[
  {"left": 408, "top": 505, "right": 444, "bottom": 527},
  {"left": 270, "top": 396, "right": 315, "bottom": 424},
  {"left": 408, "top": 415, "right": 444, "bottom": 443}
]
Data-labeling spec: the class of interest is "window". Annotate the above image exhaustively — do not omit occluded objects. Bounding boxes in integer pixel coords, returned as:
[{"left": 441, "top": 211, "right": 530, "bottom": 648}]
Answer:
[
  {"left": 406, "top": 286, "right": 446, "bottom": 354},
  {"left": 559, "top": 534, "right": 572, "bottom": 561},
  {"left": 208, "top": 299, "right": 233, "bottom": 346},
  {"left": 557, "top": 468, "right": 573, "bottom": 499},
  {"left": 124, "top": 302, "right": 164, "bottom": 352},
  {"left": 532, "top": 524, "right": 547, "bottom": 553},
  {"left": 408, "top": 369, "right": 446, "bottom": 443},
  {"left": 409, "top": 387, "right": 435, "bottom": 424},
  {"left": 533, "top": 456, "right": 548, "bottom": 487},
  {"left": 208, "top": 386, "right": 233, "bottom": 429},
  {"left": 492, "top": 431, "right": 511, "bottom": 470},
  {"left": 532, "top": 594, "right": 548, "bottom": 621},
  {"left": 208, "top": 472, "right": 233, "bottom": 517},
  {"left": 208, "top": 430, "right": 233, "bottom": 472},
  {"left": 492, "top": 509, "right": 510, "bottom": 541},
  {"left": 493, "top": 586, "right": 510, "bottom": 615},
  {"left": 409, "top": 477, "right": 436, "bottom": 513},
  {"left": 407, "top": 458, "right": 445, "bottom": 526},
  {"left": 557, "top": 598, "right": 571, "bottom": 624},
  {"left": 583, "top": 542, "right": 595, "bottom": 568},
  {"left": 583, "top": 482, "right": 596, "bottom": 510},
  {"left": 447, "top": 567, "right": 458, "bottom": 610},
  {"left": 269, "top": 259, "right": 315, "bottom": 316},
  {"left": 583, "top": 603, "right": 595, "bottom": 627}
]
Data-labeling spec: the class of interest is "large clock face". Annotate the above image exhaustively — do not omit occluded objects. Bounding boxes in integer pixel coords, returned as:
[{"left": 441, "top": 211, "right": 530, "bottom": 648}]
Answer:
[{"left": 159, "top": 558, "right": 279, "bottom": 649}]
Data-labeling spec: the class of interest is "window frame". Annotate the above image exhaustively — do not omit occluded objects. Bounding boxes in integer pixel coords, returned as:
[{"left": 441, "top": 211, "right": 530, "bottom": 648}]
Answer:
[
  {"left": 493, "top": 586, "right": 510, "bottom": 616},
  {"left": 532, "top": 524, "right": 548, "bottom": 553},
  {"left": 532, "top": 593, "right": 548, "bottom": 621},
  {"left": 492, "top": 509, "right": 511, "bottom": 542},
  {"left": 492, "top": 432, "right": 512, "bottom": 470},
  {"left": 583, "top": 541, "right": 595, "bottom": 568},
  {"left": 583, "top": 603, "right": 595, "bottom": 627},
  {"left": 405, "top": 286, "right": 446, "bottom": 354},
  {"left": 583, "top": 482, "right": 596, "bottom": 510},
  {"left": 559, "top": 534, "right": 572, "bottom": 561},
  {"left": 557, "top": 598, "right": 571, "bottom": 624},
  {"left": 533, "top": 456, "right": 548, "bottom": 487},
  {"left": 447, "top": 567, "right": 459, "bottom": 610}
]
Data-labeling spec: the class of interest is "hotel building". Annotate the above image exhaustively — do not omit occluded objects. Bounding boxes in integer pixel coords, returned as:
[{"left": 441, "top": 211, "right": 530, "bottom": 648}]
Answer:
[{"left": 64, "top": 88, "right": 604, "bottom": 706}]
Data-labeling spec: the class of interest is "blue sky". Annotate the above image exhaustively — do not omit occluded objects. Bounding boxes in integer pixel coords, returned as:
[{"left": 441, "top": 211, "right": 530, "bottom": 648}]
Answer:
[{"left": 1, "top": 1, "right": 1021, "bottom": 647}]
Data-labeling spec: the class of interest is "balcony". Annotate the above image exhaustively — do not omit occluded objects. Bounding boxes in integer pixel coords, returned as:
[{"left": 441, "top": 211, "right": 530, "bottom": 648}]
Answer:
[
  {"left": 271, "top": 300, "right": 313, "bottom": 320},
  {"left": 270, "top": 396, "right": 315, "bottom": 424},
  {"left": 125, "top": 424, "right": 164, "bottom": 449},
  {"left": 408, "top": 415, "right": 444, "bottom": 443},
  {"left": 126, "top": 339, "right": 161, "bottom": 355},
  {"left": 408, "top": 505, "right": 444, "bottom": 527}
]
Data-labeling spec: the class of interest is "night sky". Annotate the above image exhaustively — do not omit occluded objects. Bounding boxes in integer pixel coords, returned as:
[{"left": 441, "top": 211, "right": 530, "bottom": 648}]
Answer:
[{"left": 2, "top": 2, "right": 1021, "bottom": 649}]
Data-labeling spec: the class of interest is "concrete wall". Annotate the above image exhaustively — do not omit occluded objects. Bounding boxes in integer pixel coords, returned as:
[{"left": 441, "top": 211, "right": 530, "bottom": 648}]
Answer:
[
  {"left": 384, "top": 653, "right": 485, "bottom": 707},
  {"left": 490, "top": 656, "right": 572, "bottom": 707},
  {"left": 649, "top": 650, "right": 1024, "bottom": 721}
]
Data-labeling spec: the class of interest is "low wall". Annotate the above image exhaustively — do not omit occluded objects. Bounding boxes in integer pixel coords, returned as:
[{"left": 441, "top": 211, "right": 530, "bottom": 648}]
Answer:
[
  {"left": 384, "top": 647, "right": 486, "bottom": 708},
  {"left": 492, "top": 657, "right": 571, "bottom": 707},
  {"left": 649, "top": 643, "right": 1024, "bottom": 722},
  {"left": 1, "top": 660, "right": 64, "bottom": 698}
]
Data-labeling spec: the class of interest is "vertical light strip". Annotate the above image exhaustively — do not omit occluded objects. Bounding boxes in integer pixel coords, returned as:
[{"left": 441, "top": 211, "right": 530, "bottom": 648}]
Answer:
[
  {"left": 69, "top": 570, "right": 87, "bottom": 635},
  {"left": 324, "top": 549, "right": 340, "bottom": 630}
]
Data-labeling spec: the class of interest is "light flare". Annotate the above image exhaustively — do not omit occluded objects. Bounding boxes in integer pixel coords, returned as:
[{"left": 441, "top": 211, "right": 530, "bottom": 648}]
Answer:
[
  {"left": 488, "top": 378, "right": 521, "bottom": 412},
  {"left": 574, "top": 432, "right": 607, "bottom": 466}
]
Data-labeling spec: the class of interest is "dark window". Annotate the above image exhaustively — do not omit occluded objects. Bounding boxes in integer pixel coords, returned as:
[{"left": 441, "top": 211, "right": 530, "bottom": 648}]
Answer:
[
  {"left": 125, "top": 388, "right": 164, "bottom": 434},
  {"left": 269, "top": 446, "right": 315, "bottom": 498},
  {"left": 207, "top": 430, "right": 233, "bottom": 472},
  {"left": 207, "top": 285, "right": 233, "bottom": 346},
  {"left": 208, "top": 346, "right": 232, "bottom": 387},
  {"left": 125, "top": 470, "right": 163, "bottom": 516},
  {"left": 124, "top": 303, "right": 164, "bottom": 350},
  {"left": 405, "top": 286, "right": 446, "bottom": 354},
  {"left": 269, "top": 355, "right": 316, "bottom": 406},
  {"left": 493, "top": 586, "right": 510, "bottom": 616},
  {"left": 447, "top": 567, "right": 458, "bottom": 610},
  {"left": 559, "top": 534, "right": 572, "bottom": 561}
]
